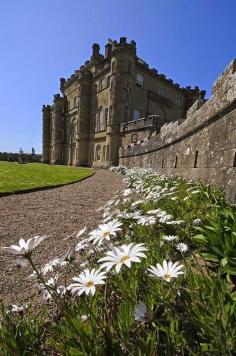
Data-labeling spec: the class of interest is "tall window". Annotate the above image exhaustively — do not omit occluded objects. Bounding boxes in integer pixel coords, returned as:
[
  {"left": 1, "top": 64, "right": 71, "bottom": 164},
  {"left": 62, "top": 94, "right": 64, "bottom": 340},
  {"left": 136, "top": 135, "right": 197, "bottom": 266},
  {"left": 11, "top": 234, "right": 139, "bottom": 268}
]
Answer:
[
  {"left": 99, "top": 78, "right": 105, "bottom": 91},
  {"left": 74, "top": 97, "right": 77, "bottom": 108},
  {"left": 95, "top": 145, "right": 101, "bottom": 162},
  {"left": 111, "top": 61, "right": 116, "bottom": 73},
  {"left": 194, "top": 150, "right": 199, "bottom": 168},
  {"left": 105, "top": 108, "right": 109, "bottom": 129},
  {"left": 128, "top": 62, "right": 132, "bottom": 73},
  {"left": 103, "top": 146, "right": 106, "bottom": 161},
  {"left": 67, "top": 100, "right": 70, "bottom": 111},
  {"left": 98, "top": 107, "right": 104, "bottom": 131},
  {"left": 109, "top": 106, "right": 112, "bottom": 123},
  {"left": 133, "top": 110, "right": 141, "bottom": 121},
  {"left": 124, "top": 106, "right": 128, "bottom": 122},
  {"left": 234, "top": 152, "right": 236, "bottom": 167},
  {"left": 159, "top": 87, "right": 165, "bottom": 97},
  {"left": 136, "top": 73, "right": 144, "bottom": 87},
  {"left": 176, "top": 95, "right": 181, "bottom": 107}
]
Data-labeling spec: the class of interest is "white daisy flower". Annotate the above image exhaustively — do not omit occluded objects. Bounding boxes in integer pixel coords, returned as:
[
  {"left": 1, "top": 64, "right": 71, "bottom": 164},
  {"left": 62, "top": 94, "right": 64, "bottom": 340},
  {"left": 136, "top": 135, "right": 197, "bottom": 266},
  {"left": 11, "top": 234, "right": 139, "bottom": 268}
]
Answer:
[
  {"left": 136, "top": 215, "right": 156, "bottom": 226},
  {"left": 76, "top": 227, "right": 87, "bottom": 238},
  {"left": 123, "top": 188, "right": 132, "bottom": 196},
  {"left": 10, "top": 304, "right": 28, "bottom": 314},
  {"left": 193, "top": 218, "right": 202, "bottom": 225},
  {"left": 89, "top": 220, "right": 122, "bottom": 246},
  {"left": 98, "top": 243, "right": 147, "bottom": 273},
  {"left": 2, "top": 236, "right": 47, "bottom": 257},
  {"left": 135, "top": 301, "right": 154, "bottom": 322},
  {"left": 75, "top": 239, "right": 89, "bottom": 252},
  {"left": 176, "top": 242, "right": 188, "bottom": 253},
  {"left": 147, "top": 260, "right": 184, "bottom": 282},
  {"left": 162, "top": 235, "right": 177, "bottom": 242},
  {"left": 69, "top": 268, "right": 106, "bottom": 296},
  {"left": 166, "top": 220, "right": 185, "bottom": 225}
]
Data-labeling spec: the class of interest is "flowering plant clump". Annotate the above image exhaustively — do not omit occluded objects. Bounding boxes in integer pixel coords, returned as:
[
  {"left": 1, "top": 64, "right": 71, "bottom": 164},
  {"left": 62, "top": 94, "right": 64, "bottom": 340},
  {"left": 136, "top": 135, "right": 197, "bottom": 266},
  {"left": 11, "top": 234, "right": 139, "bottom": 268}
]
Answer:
[{"left": 1, "top": 166, "right": 236, "bottom": 355}]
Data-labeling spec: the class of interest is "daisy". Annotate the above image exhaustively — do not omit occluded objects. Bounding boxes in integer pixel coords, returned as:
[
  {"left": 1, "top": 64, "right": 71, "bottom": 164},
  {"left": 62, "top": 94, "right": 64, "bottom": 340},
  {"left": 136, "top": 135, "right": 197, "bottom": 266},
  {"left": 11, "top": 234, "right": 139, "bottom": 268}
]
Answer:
[
  {"left": 136, "top": 215, "right": 156, "bottom": 226},
  {"left": 193, "top": 218, "right": 202, "bottom": 225},
  {"left": 10, "top": 304, "right": 28, "bottom": 314},
  {"left": 75, "top": 239, "right": 89, "bottom": 252},
  {"left": 135, "top": 301, "right": 154, "bottom": 322},
  {"left": 147, "top": 260, "right": 184, "bottom": 282},
  {"left": 89, "top": 220, "right": 122, "bottom": 246},
  {"left": 76, "top": 227, "right": 87, "bottom": 238},
  {"left": 98, "top": 243, "right": 147, "bottom": 273},
  {"left": 2, "top": 236, "right": 47, "bottom": 257},
  {"left": 176, "top": 242, "right": 188, "bottom": 253},
  {"left": 162, "top": 235, "right": 177, "bottom": 242},
  {"left": 69, "top": 268, "right": 106, "bottom": 296}
]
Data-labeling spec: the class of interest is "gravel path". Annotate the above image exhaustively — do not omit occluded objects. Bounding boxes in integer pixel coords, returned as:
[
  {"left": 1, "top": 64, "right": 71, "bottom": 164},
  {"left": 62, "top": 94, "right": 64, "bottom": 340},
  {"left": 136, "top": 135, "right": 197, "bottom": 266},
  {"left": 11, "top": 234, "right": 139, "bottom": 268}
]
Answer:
[{"left": 0, "top": 169, "right": 123, "bottom": 304}]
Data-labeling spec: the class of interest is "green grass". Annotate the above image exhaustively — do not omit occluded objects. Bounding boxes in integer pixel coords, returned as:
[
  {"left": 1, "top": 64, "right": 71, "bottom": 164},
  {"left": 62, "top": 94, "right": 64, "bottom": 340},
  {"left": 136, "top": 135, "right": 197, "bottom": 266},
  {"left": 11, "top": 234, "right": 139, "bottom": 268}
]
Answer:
[{"left": 0, "top": 161, "right": 94, "bottom": 193}]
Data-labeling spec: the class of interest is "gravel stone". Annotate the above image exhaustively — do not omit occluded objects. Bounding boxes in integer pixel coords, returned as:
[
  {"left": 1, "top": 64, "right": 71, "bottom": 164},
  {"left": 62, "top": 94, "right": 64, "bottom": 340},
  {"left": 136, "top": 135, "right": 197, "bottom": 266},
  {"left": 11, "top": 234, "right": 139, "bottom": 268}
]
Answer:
[{"left": 0, "top": 169, "right": 123, "bottom": 304}]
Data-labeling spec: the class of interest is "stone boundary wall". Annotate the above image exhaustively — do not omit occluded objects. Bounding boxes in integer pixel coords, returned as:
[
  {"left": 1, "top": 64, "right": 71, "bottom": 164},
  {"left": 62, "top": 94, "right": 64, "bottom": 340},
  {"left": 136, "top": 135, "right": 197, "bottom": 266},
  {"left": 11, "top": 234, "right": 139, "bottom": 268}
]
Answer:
[{"left": 119, "top": 60, "right": 236, "bottom": 202}]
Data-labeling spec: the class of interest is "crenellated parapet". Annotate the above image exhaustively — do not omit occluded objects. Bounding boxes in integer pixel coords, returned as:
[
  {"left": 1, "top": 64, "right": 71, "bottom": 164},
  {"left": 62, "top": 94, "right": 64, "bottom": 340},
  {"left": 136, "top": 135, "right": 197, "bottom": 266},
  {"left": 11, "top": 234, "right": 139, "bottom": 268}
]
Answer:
[{"left": 119, "top": 60, "right": 236, "bottom": 201}]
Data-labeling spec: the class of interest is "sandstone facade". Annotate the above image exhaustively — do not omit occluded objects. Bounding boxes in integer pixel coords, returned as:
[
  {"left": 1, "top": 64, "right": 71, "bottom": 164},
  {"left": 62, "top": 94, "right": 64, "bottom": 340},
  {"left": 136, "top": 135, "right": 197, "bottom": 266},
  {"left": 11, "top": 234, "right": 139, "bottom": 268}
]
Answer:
[
  {"left": 119, "top": 60, "right": 236, "bottom": 202},
  {"left": 42, "top": 37, "right": 204, "bottom": 167}
]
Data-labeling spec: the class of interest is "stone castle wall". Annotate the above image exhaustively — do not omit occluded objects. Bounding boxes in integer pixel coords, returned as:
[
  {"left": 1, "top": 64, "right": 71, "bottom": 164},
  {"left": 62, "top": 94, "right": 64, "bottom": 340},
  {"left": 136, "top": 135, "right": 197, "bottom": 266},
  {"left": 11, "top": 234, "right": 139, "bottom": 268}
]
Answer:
[{"left": 119, "top": 60, "right": 236, "bottom": 202}]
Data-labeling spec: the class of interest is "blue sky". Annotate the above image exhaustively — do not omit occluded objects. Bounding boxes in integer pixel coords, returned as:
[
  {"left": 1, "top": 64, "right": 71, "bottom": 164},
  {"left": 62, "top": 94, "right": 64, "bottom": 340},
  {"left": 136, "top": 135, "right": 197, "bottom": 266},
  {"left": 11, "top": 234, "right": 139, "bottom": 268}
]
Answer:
[{"left": 0, "top": 0, "right": 235, "bottom": 153}]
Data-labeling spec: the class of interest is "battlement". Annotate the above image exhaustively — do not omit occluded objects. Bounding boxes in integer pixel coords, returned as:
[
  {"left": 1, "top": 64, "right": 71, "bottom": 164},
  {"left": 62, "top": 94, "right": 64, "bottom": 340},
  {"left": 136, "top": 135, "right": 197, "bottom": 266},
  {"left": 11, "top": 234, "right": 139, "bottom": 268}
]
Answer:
[{"left": 119, "top": 59, "right": 236, "bottom": 202}]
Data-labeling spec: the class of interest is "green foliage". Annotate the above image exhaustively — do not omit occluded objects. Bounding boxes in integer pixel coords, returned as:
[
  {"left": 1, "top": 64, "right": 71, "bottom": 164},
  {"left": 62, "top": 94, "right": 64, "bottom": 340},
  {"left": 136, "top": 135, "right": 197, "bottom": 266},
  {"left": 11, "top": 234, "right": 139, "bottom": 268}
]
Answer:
[
  {"left": 0, "top": 161, "right": 94, "bottom": 193},
  {"left": 194, "top": 207, "right": 236, "bottom": 276},
  {"left": 1, "top": 167, "right": 236, "bottom": 354}
]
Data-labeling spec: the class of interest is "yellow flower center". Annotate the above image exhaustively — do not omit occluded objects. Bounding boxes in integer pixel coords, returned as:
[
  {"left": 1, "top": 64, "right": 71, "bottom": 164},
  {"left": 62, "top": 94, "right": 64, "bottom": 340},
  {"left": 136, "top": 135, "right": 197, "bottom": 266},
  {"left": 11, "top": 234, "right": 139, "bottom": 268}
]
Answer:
[
  {"left": 120, "top": 255, "right": 129, "bottom": 263},
  {"left": 86, "top": 281, "right": 94, "bottom": 288},
  {"left": 103, "top": 231, "right": 110, "bottom": 239},
  {"left": 163, "top": 274, "right": 171, "bottom": 282}
]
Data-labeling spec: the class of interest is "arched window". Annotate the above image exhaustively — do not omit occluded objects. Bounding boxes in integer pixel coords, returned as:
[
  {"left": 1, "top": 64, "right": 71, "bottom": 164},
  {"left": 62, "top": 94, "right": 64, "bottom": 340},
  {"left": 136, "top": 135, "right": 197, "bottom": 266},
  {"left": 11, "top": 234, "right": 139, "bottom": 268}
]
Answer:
[
  {"left": 98, "top": 107, "right": 104, "bottom": 131},
  {"left": 103, "top": 146, "right": 106, "bottom": 161},
  {"left": 95, "top": 145, "right": 101, "bottom": 162},
  {"left": 133, "top": 110, "right": 141, "bottom": 121},
  {"left": 105, "top": 108, "right": 108, "bottom": 129}
]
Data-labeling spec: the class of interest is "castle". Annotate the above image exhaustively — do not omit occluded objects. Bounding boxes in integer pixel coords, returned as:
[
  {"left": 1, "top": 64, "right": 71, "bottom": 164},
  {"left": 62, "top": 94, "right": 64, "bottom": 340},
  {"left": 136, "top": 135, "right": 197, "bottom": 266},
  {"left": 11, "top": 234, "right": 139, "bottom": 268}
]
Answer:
[{"left": 42, "top": 37, "right": 205, "bottom": 167}]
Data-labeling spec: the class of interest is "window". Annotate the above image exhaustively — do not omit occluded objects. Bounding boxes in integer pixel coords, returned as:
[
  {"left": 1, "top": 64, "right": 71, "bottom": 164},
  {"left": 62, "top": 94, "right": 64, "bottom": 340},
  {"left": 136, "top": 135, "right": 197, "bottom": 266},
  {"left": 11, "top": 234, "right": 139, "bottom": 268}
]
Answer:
[
  {"left": 74, "top": 97, "right": 77, "bottom": 108},
  {"left": 128, "top": 62, "right": 132, "bottom": 73},
  {"left": 107, "top": 76, "right": 110, "bottom": 88},
  {"left": 174, "top": 155, "right": 178, "bottom": 168},
  {"left": 159, "top": 87, "right": 165, "bottom": 97},
  {"left": 124, "top": 106, "right": 128, "bottom": 122},
  {"left": 126, "top": 82, "right": 131, "bottom": 93},
  {"left": 98, "top": 107, "right": 104, "bottom": 131},
  {"left": 105, "top": 108, "right": 109, "bottom": 128},
  {"left": 176, "top": 95, "right": 181, "bottom": 107},
  {"left": 103, "top": 146, "right": 106, "bottom": 161},
  {"left": 161, "top": 158, "right": 164, "bottom": 168},
  {"left": 133, "top": 110, "right": 141, "bottom": 121},
  {"left": 131, "top": 133, "right": 138, "bottom": 143},
  {"left": 95, "top": 145, "right": 101, "bottom": 162},
  {"left": 233, "top": 152, "right": 236, "bottom": 167},
  {"left": 194, "top": 150, "right": 199, "bottom": 168},
  {"left": 136, "top": 73, "right": 144, "bottom": 87},
  {"left": 99, "top": 78, "right": 105, "bottom": 91},
  {"left": 111, "top": 61, "right": 116, "bottom": 73},
  {"left": 106, "top": 145, "right": 110, "bottom": 161},
  {"left": 109, "top": 106, "right": 112, "bottom": 123},
  {"left": 67, "top": 100, "right": 70, "bottom": 111}
]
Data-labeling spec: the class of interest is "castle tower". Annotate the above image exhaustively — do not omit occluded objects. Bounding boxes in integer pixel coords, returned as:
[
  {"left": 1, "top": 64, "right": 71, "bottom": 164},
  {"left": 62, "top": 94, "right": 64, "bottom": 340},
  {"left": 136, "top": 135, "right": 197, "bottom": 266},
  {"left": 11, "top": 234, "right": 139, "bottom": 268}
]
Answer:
[
  {"left": 51, "top": 94, "right": 66, "bottom": 164},
  {"left": 42, "top": 105, "right": 51, "bottom": 163},
  {"left": 74, "top": 70, "right": 92, "bottom": 166},
  {"left": 106, "top": 37, "right": 136, "bottom": 165}
]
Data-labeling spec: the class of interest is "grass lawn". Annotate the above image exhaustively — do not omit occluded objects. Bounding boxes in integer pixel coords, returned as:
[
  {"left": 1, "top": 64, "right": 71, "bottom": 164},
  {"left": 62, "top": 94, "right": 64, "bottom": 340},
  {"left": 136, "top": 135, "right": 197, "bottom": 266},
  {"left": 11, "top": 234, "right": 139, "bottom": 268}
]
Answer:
[{"left": 0, "top": 161, "right": 94, "bottom": 193}]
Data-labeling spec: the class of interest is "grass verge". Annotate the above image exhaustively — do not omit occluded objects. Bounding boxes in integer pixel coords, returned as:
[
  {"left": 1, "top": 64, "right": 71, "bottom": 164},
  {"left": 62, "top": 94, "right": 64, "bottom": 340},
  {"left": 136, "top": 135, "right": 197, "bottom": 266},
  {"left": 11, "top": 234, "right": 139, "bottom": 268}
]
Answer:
[{"left": 0, "top": 161, "right": 94, "bottom": 194}]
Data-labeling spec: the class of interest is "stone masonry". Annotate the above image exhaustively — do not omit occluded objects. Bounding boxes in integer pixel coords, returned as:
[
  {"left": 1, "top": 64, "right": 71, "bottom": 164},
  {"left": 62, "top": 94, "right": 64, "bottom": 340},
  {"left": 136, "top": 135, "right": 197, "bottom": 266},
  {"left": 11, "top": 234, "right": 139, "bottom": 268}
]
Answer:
[
  {"left": 42, "top": 37, "right": 204, "bottom": 168},
  {"left": 119, "top": 60, "right": 236, "bottom": 202}
]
